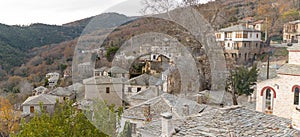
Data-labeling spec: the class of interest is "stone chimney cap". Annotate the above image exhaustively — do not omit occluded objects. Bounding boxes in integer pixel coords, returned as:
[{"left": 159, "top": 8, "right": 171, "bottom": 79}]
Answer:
[{"left": 161, "top": 112, "right": 172, "bottom": 119}]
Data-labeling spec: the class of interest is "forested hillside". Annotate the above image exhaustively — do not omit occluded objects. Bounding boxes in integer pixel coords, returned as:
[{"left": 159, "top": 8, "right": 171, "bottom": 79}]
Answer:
[
  {"left": 0, "top": 13, "right": 134, "bottom": 80},
  {"left": 0, "top": 23, "right": 81, "bottom": 71}
]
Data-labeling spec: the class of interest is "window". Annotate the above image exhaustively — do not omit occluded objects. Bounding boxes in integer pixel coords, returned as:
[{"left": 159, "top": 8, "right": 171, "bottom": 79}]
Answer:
[
  {"left": 216, "top": 33, "right": 221, "bottom": 39},
  {"left": 266, "top": 89, "right": 271, "bottom": 100},
  {"left": 137, "top": 87, "right": 142, "bottom": 92},
  {"left": 226, "top": 32, "right": 232, "bottom": 38},
  {"left": 244, "top": 43, "right": 246, "bottom": 48},
  {"left": 256, "top": 34, "right": 259, "bottom": 38},
  {"left": 128, "top": 87, "right": 132, "bottom": 92},
  {"left": 235, "top": 32, "right": 242, "bottom": 38},
  {"left": 243, "top": 32, "right": 248, "bottom": 38},
  {"left": 256, "top": 43, "right": 258, "bottom": 48},
  {"left": 30, "top": 106, "right": 34, "bottom": 113},
  {"left": 294, "top": 87, "right": 299, "bottom": 105},
  {"left": 153, "top": 55, "right": 156, "bottom": 60},
  {"left": 106, "top": 87, "right": 110, "bottom": 93}
]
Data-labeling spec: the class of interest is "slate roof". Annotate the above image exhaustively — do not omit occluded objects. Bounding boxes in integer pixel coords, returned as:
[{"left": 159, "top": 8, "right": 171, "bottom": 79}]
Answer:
[
  {"left": 174, "top": 106, "right": 299, "bottom": 137},
  {"left": 67, "top": 83, "right": 84, "bottom": 91},
  {"left": 219, "top": 25, "right": 260, "bottom": 32},
  {"left": 123, "top": 93, "right": 209, "bottom": 120},
  {"left": 288, "top": 20, "right": 300, "bottom": 24},
  {"left": 287, "top": 44, "right": 300, "bottom": 51},
  {"left": 138, "top": 106, "right": 300, "bottom": 137},
  {"left": 128, "top": 87, "right": 163, "bottom": 102},
  {"left": 109, "top": 66, "right": 129, "bottom": 74},
  {"left": 277, "top": 64, "right": 300, "bottom": 75},
  {"left": 22, "top": 94, "right": 58, "bottom": 106},
  {"left": 127, "top": 74, "right": 160, "bottom": 86},
  {"left": 83, "top": 76, "right": 126, "bottom": 85},
  {"left": 94, "top": 66, "right": 109, "bottom": 72},
  {"left": 49, "top": 87, "right": 73, "bottom": 97},
  {"left": 34, "top": 86, "right": 48, "bottom": 92}
]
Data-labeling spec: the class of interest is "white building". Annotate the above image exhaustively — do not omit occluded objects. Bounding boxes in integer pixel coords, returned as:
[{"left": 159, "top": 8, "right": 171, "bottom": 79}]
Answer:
[
  {"left": 256, "top": 44, "right": 300, "bottom": 130},
  {"left": 46, "top": 72, "right": 60, "bottom": 88},
  {"left": 283, "top": 20, "right": 300, "bottom": 43},
  {"left": 22, "top": 94, "right": 59, "bottom": 116},
  {"left": 215, "top": 25, "right": 262, "bottom": 64}
]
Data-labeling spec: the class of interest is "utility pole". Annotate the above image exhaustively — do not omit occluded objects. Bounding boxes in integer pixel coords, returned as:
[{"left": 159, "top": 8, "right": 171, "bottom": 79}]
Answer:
[
  {"left": 267, "top": 53, "right": 270, "bottom": 79},
  {"left": 265, "top": 17, "right": 268, "bottom": 42},
  {"left": 267, "top": 51, "right": 271, "bottom": 79}
]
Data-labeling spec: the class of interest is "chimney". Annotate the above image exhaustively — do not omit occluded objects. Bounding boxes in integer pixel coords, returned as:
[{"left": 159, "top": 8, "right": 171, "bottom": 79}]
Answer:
[
  {"left": 183, "top": 104, "right": 189, "bottom": 116},
  {"left": 155, "top": 85, "right": 160, "bottom": 97},
  {"left": 161, "top": 112, "right": 175, "bottom": 137},
  {"left": 143, "top": 104, "right": 151, "bottom": 121}
]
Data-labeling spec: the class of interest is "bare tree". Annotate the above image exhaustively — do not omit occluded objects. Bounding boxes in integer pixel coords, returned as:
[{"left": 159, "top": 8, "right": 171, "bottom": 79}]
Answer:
[{"left": 140, "top": 0, "right": 179, "bottom": 15}]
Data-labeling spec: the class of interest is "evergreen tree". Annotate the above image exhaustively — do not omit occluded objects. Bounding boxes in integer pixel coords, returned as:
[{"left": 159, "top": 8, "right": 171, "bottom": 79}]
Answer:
[{"left": 226, "top": 65, "right": 258, "bottom": 105}]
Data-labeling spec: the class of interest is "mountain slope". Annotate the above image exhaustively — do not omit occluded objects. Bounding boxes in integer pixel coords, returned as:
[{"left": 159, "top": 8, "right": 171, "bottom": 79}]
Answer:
[{"left": 0, "top": 12, "right": 133, "bottom": 72}]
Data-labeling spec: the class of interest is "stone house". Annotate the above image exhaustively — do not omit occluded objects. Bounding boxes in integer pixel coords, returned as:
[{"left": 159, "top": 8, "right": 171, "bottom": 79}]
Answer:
[
  {"left": 256, "top": 44, "right": 300, "bottom": 130},
  {"left": 215, "top": 25, "right": 262, "bottom": 64},
  {"left": 142, "top": 55, "right": 170, "bottom": 75},
  {"left": 83, "top": 75, "right": 126, "bottom": 107},
  {"left": 124, "top": 74, "right": 160, "bottom": 94},
  {"left": 121, "top": 93, "right": 209, "bottom": 136},
  {"left": 249, "top": 20, "right": 265, "bottom": 31},
  {"left": 49, "top": 87, "right": 75, "bottom": 102},
  {"left": 109, "top": 66, "right": 130, "bottom": 79},
  {"left": 46, "top": 72, "right": 60, "bottom": 78},
  {"left": 283, "top": 20, "right": 300, "bottom": 43},
  {"left": 63, "top": 67, "right": 72, "bottom": 78},
  {"left": 94, "top": 67, "right": 109, "bottom": 77},
  {"left": 46, "top": 72, "right": 60, "bottom": 88},
  {"left": 94, "top": 66, "right": 129, "bottom": 78},
  {"left": 21, "top": 94, "right": 59, "bottom": 116},
  {"left": 33, "top": 86, "right": 49, "bottom": 95}
]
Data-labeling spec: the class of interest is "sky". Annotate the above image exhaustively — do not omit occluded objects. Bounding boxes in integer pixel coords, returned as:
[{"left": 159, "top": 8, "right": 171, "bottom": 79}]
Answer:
[{"left": 0, "top": 0, "right": 210, "bottom": 25}]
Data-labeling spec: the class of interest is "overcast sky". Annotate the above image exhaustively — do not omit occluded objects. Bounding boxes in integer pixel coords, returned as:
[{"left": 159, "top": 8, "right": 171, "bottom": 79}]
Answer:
[{"left": 0, "top": 0, "right": 210, "bottom": 25}]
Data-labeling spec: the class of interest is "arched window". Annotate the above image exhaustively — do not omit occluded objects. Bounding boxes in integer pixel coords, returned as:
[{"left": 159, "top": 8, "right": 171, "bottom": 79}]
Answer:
[
  {"left": 260, "top": 86, "right": 276, "bottom": 114},
  {"left": 266, "top": 89, "right": 271, "bottom": 108},
  {"left": 292, "top": 85, "right": 300, "bottom": 105},
  {"left": 294, "top": 86, "right": 300, "bottom": 105}
]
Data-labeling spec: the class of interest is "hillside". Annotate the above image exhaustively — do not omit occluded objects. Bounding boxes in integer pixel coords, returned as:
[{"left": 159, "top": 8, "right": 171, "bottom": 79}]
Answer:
[
  {"left": 0, "top": 12, "right": 134, "bottom": 79},
  {"left": 1, "top": 0, "right": 299, "bottom": 93},
  {"left": 0, "top": 23, "right": 82, "bottom": 71}
]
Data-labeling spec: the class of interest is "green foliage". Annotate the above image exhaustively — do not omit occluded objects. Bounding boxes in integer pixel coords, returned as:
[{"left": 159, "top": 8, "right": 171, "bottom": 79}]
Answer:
[
  {"left": 282, "top": 8, "right": 300, "bottom": 21},
  {"left": 226, "top": 65, "right": 258, "bottom": 104},
  {"left": 118, "top": 121, "right": 132, "bottom": 137},
  {"left": 15, "top": 100, "right": 107, "bottom": 137},
  {"left": 106, "top": 46, "right": 119, "bottom": 61},
  {"left": 86, "top": 100, "right": 123, "bottom": 137},
  {"left": 0, "top": 23, "right": 83, "bottom": 71},
  {"left": 59, "top": 64, "right": 68, "bottom": 72}
]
